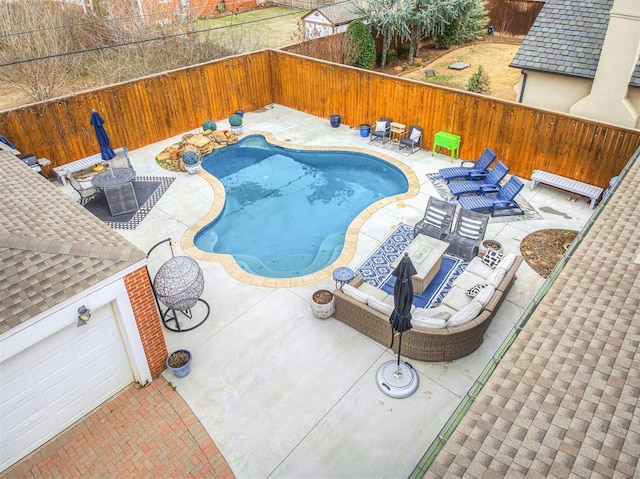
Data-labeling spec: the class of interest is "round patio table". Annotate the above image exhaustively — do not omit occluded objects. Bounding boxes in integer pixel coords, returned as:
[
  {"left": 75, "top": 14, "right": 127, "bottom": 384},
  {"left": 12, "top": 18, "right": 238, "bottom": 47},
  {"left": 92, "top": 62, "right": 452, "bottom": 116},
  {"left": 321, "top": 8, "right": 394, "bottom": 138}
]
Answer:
[
  {"left": 91, "top": 168, "right": 138, "bottom": 216},
  {"left": 91, "top": 167, "right": 136, "bottom": 187}
]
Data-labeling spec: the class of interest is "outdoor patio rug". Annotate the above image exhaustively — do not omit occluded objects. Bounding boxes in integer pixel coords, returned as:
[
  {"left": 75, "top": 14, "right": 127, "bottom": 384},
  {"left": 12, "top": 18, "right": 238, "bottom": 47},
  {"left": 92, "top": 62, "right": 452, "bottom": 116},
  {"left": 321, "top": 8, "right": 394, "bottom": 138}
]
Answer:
[
  {"left": 82, "top": 176, "right": 175, "bottom": 230},
  {"left": 355, "top": 223, "right": 468, "bottom": 308},
  {"left": 426, "top": 172, "right": 542, "bottom": 222}
]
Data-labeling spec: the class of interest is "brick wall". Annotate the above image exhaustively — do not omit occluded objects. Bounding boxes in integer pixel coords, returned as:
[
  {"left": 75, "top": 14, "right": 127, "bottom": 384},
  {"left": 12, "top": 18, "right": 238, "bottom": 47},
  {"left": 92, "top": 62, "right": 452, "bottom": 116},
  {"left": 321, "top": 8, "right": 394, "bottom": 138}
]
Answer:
[{"left": 124, "top": 267, "right": 168, "bottom": 378}]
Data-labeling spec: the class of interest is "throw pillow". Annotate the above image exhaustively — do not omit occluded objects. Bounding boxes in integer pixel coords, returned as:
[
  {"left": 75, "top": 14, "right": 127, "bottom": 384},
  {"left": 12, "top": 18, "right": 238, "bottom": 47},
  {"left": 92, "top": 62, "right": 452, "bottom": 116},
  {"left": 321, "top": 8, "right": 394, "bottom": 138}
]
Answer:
[
  {"left": 409, "top": 128, "right": 421, "bottom": 142},
  {"left": 482, "top": 248, "right": 503, "bottom": 269},
  {"left": 466, "top": 283, "right": 488, "bottom": 297},
  {"left": 375, "top": 121, "right": 387, "bottom": 132}
]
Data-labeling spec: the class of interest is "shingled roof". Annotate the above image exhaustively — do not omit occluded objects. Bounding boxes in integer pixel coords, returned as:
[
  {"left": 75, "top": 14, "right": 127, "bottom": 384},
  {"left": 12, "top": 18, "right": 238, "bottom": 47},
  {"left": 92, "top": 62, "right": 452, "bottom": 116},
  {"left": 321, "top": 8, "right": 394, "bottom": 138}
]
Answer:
[
  {"left": 423, "top": 148, "right": 640, "bottom": 477},
  {"left": 0, "top": 151, "right": 146, "bottom": 333},
  {"left": 511, "top": 0, "right": 640, "bottom": 87},
  {"left": 312, "top": 1, "right": 361, "bottom": 25}
]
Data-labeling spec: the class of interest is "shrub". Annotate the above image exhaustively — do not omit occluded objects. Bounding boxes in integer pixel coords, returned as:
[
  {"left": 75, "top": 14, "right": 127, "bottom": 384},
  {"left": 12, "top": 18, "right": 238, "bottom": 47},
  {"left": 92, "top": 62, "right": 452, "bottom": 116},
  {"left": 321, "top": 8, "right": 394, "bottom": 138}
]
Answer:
[
  {"left": 229, "top": 114, "right": 243, "bottom": 127},
  {"left": 345, "top": 20, "right": 376, "bottom": 70},
  {"left": 436, "top": 19, "right": 460, "bottom": 49},
  {"left": 203, "top": 120, "right": 216, "bottom": 131},
  {"left": 398, "top": 44, "right": 410, "bottom": 58},
  {"left": 386, "top": 48, "right": 398, "bottom": 63},
  {"left": 467, "top": 66, "right": 491, "bottom": 94},
  {"left": 182, "top": 151, "right": 200, "bottom": 165}
]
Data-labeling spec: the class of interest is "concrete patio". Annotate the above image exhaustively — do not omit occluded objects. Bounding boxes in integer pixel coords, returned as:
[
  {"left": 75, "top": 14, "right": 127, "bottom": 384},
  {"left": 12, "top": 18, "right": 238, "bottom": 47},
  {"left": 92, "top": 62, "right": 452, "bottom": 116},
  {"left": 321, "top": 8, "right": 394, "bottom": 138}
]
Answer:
[{"left": 59, "top": 104, "right": 596, "bottom": 478}]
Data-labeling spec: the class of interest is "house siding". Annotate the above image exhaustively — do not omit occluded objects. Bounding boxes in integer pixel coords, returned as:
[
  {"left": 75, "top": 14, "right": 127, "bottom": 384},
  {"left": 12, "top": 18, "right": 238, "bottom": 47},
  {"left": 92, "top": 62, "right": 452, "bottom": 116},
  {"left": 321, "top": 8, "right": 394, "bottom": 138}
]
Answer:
[{"left": 124, "top": 267, "right": 167, "bottom": 378}]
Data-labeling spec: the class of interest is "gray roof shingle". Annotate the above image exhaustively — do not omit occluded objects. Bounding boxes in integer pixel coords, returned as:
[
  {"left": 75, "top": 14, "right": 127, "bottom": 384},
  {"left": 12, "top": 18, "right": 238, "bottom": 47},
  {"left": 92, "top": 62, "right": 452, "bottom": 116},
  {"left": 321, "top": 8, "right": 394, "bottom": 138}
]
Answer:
[
  {"left": 310, "top": 1, "right": 361, "bottom": 26},
  {"left": 0, "top": 151, "right": 146, "bottom": 333},
  {"left": 511, "top": 0, "right": 640, "bottom": 87},
  {"left": 424, "top": 149, "right": 640, "bottom": 478}
]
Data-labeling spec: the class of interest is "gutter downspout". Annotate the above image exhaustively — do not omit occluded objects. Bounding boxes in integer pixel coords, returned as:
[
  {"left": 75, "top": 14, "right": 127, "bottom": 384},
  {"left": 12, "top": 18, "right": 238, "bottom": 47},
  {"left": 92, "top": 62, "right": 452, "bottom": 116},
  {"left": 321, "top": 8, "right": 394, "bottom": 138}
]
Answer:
[
  {"left": 408, "top": 145, "right": 640, "bottom": 478},
  {"left": 518, "top": 70, "right": 528, "bottom": 103}
]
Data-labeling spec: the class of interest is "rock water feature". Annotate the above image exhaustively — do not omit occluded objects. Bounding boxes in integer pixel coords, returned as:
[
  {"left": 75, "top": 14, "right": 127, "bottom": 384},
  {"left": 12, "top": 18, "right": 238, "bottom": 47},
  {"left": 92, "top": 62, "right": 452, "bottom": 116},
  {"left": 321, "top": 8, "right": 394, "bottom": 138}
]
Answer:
[{"left": 156, "top": 129, "right": 239, "bottom": 172}]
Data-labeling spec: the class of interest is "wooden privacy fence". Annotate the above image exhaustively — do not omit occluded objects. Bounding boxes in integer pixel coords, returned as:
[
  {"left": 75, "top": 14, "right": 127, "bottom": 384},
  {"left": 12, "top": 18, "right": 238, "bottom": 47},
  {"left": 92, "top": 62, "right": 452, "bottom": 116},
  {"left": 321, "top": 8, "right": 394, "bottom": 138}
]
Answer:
[
  {"left": 487, "top": 0, "right": 544, "bottom": 36},
  {"left": 1, "top": 49, "right": 639, "bottom": 188}
]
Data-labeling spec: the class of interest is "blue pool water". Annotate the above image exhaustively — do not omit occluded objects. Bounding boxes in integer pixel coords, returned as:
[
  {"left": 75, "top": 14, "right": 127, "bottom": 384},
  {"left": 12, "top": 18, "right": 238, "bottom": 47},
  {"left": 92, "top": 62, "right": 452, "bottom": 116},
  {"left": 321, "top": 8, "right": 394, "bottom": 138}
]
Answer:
[{"left": 194, "top": 135, "right": 408, "bottom": 278}]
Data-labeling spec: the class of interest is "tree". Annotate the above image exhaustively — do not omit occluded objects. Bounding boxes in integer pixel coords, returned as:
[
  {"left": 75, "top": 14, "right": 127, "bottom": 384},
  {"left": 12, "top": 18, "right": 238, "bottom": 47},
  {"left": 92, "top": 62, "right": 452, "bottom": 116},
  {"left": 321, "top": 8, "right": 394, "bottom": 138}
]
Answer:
[
  {"left": 0, "top": 1, "right": 86, "bottom": 102},
  {"left": 345, "top": 20, "right": 376, "bottom": 69},
  {"left": 356, "top": 0, "right": 411, "bottom": 68},
  {"left": 467, "top": 65, "right": 491, "bottom": 94},
  {"left": 407, "top": 0, "right": 484, "bottom": 62}
]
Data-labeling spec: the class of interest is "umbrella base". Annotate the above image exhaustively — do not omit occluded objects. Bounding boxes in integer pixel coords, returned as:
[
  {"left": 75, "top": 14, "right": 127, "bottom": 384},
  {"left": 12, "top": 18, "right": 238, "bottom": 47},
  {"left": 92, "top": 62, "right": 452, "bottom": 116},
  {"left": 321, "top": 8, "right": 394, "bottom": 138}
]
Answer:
[{"left": 376, "top": 360, "right": 419, "bottom": 399}]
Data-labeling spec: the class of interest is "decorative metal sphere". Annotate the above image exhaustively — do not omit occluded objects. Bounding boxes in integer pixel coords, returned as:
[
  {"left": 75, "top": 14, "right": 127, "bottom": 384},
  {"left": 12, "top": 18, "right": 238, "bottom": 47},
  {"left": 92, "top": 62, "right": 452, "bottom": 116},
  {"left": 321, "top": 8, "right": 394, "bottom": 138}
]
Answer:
[{"left": 154, "top": 256, "right": 204, "bottom": 311}]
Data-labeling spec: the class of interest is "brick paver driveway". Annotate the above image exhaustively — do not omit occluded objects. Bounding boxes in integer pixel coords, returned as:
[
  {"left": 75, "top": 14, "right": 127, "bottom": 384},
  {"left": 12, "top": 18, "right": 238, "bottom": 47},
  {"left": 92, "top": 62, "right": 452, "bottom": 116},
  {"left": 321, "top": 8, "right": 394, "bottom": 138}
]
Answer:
[{"left": 2, "top": 377, "right": 233, "bottom": 478}]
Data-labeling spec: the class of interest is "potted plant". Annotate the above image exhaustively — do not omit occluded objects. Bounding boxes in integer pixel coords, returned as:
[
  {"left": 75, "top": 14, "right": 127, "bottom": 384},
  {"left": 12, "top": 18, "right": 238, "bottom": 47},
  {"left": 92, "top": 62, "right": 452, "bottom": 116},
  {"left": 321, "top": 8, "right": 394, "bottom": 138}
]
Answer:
[
  {"left": 310, "top": 289, "right": 335, "bottom": 319},
  {"left": 202, "top": 120, "right": 217, "bottom": 131},
  {"left": 358, "top": 123, "right": 371, "bottom": 137},
  {"left": 181, "top": 150, "right": 201, "bottom": 174},
  {"left": 229, "top": 113, "right": 243, "bottom": 135},
  {"left": 166, "top": 349, "right": 192, "bottom": 378},
  {"left": 481, "top": 239, "right": 503, "bottom": 255}
]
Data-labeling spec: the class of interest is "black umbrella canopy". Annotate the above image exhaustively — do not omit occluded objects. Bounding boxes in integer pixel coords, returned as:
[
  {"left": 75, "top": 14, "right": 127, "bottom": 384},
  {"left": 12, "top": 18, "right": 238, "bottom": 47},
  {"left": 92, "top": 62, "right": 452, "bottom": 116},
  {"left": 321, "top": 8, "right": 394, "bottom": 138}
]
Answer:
[
  {"left": 90, "top": 109, "right": 115, "bottom": 162},
  {"left": 389, "top": 252, "right": 417, "bottom": 333}
]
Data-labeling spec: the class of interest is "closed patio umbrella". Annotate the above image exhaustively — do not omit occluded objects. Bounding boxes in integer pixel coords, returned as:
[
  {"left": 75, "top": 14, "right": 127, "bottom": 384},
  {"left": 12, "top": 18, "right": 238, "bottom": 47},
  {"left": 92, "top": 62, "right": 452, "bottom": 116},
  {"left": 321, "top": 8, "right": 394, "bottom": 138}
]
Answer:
[
  {"left": 376, "top": 252, "right": 420, "bottom": 398},
  {"left": 90, "top": 109, "right": 115, "bottom": 162}
]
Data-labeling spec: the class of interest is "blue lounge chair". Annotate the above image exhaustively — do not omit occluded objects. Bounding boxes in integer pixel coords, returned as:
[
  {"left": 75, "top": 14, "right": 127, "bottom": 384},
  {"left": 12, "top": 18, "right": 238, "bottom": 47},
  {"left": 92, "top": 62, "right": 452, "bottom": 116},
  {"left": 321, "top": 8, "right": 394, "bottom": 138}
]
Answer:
[
  {"left": 370, "top": 118, "right": 391, "bottom": 144},
  {"left": 439, "top": 147, "right": 497, "bottom": 183},
  {"left": 458, "top": 176, "right": 525, "bottom": 217},
  {"left": 447, "top": 161, "right": 510, "bottom": 199}
]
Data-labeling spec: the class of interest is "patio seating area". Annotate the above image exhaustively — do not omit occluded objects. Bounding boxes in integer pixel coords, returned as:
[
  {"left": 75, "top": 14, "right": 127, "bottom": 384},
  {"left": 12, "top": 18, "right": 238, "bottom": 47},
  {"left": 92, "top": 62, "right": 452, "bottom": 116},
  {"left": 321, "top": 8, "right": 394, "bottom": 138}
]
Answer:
[{"left": 51, "top": 105, "right": 597, "bottom": 478}]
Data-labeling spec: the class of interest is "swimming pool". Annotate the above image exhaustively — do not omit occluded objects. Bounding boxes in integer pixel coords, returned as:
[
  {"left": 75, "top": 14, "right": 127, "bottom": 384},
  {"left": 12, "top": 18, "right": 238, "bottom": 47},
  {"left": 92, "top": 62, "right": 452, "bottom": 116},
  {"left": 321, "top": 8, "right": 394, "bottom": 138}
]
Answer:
[{"left": 194, "top": 135, "right": 409, "bottom": 278}]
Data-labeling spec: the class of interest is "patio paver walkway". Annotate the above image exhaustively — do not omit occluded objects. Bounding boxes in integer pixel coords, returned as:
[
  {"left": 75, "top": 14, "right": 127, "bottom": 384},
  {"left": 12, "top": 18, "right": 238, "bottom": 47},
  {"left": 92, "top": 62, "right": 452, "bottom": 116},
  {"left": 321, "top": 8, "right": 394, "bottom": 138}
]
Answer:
[{"left": 2, "top": 377, "right": 234, "bottom": 479}]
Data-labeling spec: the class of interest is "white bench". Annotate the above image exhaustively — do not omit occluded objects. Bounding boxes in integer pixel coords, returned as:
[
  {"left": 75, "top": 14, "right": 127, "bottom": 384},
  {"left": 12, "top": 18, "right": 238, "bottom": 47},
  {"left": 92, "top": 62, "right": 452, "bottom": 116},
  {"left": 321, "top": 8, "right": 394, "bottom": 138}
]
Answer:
[
  {"left": 52, "top": 148, "right": 128, "bottom": 185},
  {"left": 530, "top": 170, "right": 603, "bottom": 209}
]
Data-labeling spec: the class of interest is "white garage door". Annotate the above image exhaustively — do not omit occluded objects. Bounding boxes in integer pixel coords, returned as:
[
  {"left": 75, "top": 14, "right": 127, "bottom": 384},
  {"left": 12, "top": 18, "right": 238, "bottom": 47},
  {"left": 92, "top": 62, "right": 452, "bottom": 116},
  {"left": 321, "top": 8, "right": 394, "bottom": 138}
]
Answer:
[{"left": 0, "top": 304, "right": 133, "bottom": 471}]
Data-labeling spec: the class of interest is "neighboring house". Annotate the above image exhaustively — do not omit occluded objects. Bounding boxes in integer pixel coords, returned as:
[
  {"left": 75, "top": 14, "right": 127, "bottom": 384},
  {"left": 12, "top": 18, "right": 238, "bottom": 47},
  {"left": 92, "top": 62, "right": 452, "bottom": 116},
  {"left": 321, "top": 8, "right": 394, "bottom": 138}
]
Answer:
[
  {"left": 511, "top": 0, "right": 640, "bottom": 129},
  {"left": 0, "top": 153, "right": 167, "bottom": 472},
  {"left": 301, "top": 1, "right": 362, "bottom": 40}
]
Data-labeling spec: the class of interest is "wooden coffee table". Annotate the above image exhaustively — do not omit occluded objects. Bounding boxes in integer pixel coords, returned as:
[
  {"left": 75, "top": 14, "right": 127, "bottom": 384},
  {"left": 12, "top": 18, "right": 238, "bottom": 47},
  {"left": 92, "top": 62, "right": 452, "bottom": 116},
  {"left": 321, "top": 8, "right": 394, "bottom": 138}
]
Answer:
[{"left": 391, "top": 234, "right": 449, "bottom": 293}]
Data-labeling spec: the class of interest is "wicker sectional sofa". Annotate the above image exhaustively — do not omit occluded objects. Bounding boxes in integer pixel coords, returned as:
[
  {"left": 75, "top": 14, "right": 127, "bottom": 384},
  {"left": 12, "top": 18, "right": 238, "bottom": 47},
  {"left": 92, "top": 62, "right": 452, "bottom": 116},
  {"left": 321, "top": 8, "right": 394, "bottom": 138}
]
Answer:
[{"left": 333, "top": 254, "right": 523, "bottom": 362}]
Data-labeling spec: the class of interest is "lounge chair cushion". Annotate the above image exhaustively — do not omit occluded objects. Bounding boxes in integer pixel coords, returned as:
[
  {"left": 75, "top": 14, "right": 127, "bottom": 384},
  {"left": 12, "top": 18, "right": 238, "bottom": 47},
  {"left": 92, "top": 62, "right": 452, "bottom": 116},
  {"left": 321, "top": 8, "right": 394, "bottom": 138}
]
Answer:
[
  {"left": 465, "top": 257, "right": 495, "bottom": 279},
  {"left": 375, "top": 121, "right": 387, "bottom": 132},
  {"left": 452, "top": 270, "right": 487, "bottom": 290},
  {"left": 497, "top": 252, "right": 517, "bottom": 271},
  {"left": 487, "top": 267, "right": 507, "bottom": 287},
  {"left": 367, "top": 296, "right": 394, "bottom": 315},
  {"left": 412, "top": 316, "right": 447, "bottom": 328},
  {"left": 342, "top": 284, "right": 369, "bottom": 303},
  {"left": 413, "top": 307, "right": 452, "bottom": 320},
  {"left": 441, "top": 286, "right": 474, "bottom": 311},
  {"left": 447, "top": 301, "right": 484, "bottom": 327},
  {"left": 472, "top": 284, "right": 496, "bottom": 307},
  {"left": 482, "top": 249, "right": 503, "bottom": 268},
  {"left": 357, "top": 282, "right": 388, "bottom": 301}
]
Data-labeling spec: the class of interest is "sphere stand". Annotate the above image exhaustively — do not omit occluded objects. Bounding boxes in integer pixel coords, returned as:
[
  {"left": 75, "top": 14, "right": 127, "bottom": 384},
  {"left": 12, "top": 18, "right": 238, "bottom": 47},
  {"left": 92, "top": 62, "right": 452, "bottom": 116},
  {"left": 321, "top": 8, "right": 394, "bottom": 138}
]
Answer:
[{"left": 147, "top": 238, "right": 210, "bottom": 333}]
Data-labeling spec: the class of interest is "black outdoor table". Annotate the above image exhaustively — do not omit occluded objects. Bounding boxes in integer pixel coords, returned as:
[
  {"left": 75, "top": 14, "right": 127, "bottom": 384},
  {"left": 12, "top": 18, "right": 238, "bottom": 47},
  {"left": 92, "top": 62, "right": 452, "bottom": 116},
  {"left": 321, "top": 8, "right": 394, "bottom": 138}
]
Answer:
[{"left": 91, "top": 168, "right": 139, "bottom": 216}]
